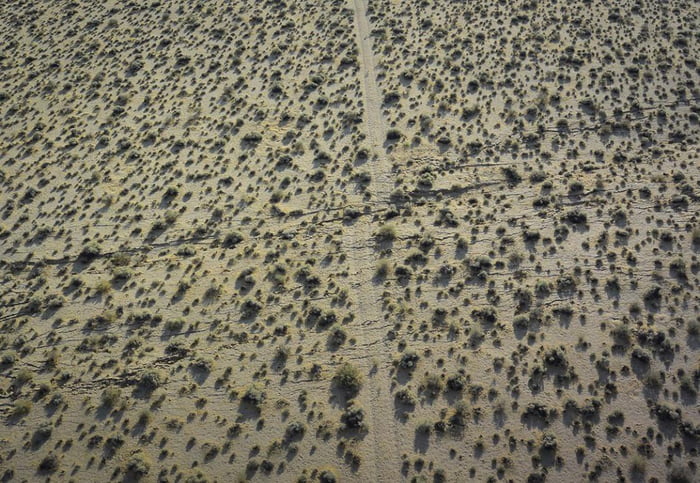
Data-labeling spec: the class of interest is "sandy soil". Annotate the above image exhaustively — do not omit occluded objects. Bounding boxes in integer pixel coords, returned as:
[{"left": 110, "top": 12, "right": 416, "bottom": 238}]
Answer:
[{"left": 0, "top": 0, "right": 698, "bottom": 482}]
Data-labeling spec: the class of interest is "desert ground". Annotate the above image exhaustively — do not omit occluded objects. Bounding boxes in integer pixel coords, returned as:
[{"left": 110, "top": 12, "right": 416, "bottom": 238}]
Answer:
[{"left": 0, "top": 0, "right": 698, "bottom": 481}]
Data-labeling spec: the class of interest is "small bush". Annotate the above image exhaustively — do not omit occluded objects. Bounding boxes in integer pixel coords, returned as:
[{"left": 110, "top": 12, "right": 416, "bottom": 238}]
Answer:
[
  {"left": 38, "top": 453, "right": 58, "bottom": 473},
  {"left": 1, "top": 350, "right": 17, "bottom": 366},
  {"left": 446, "top": 374, "right": 467, "bottom": 392},
  {"left": 241, "top": 299, "right": 262, "bottom": 319},
  {"left": 284, "top": 421, "right": 306, "bottom": 441},
  {"left": 191, "top": 357, "right": 213, "bottom": 372},
  {"left": 395, "top": 388, "right": 416, "bottom": 406},
  {"left": 139, "top": 369, "right": 165, "bottom": 391},
  {"left": 341, "top": 403, "right": 366, "bottom": 429},
  {"left": 319, "top": 469, "right": 338, "bottom": 483},
  {"left": 222, "top": 231, "right": 243, "bottom": 248},
  {"left": 15, "top": 367, "right": 33, "bottom": 385},
  {"left": 95, "top": 279, "right": 112, "bottom": 294},
  {"left": 12, "top": 399, "right": 32, "bottom": 417},
  {"left": 562, "top": 210, "right": 587, "bottom": 225},
  {"left": 101, "top": 386, "right": 122, "bottom": 408},
  {"left": 643, "top": 285, "right": 662, "bottom": 310},
  {"left": 242, "top": 386, "right": 265, "bottom": 408},
  {"left": 502, "top": 167, "right": 522, "bottom": 186},
  {"left": 334, "top": 363, "right": 362, "bottom": 396},
  {"left": 375, "top": 224, "right": 397, "bottom": 242},
  {"left": 79, "top": 241, "right": 102, "bottom": 261},
  {"left": 668, "top": 465, "right": 693, "bottom": 483},
  {"left": 328, "top": 326, "right": 347, "bottom": 348},
  {"left": 112, "top": 267, "right": 132, "bottom": 281},
  {"left": 137, "top": 409, "right": 153, "bottom": 426},
  {"left": 126, "top": 451, "right": 151, "bottom": 479},
  {"left": 164, "top": 318, "right": 185, "bottom": 332},
  {"left": 397, "top": 351, "right": 419, "bottom": 371},
  {"left": 629, "top": 455, "right": 646, "bottom": 477},
  {"left": 422, "top": 374, "right": 443, "bottom": 399},
  {"left": 375, "top": 260, "right": 391, "bottom": 279}
]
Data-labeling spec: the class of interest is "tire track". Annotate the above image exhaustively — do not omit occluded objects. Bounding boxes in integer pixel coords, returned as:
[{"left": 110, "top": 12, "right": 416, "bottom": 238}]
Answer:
[{"left": 349, "top": 0, "right": 399, "bottom": 480}]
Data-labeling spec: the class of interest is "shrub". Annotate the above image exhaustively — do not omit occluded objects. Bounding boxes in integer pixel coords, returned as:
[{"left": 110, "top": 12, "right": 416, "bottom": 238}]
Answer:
[
  {"left": 643, "top": 285, "right": 662, "bottom": 310},
  {"left": 450, "top": 400, "right": 471, "bottom": 426},
  {"left": 446, "top": 374, "right": 467, "bottom": 392},
  {"left": 112, "top": 267, "right": 132, "bottom": 281},
  {"left": 204, "top": 284, "right": 223, "bottom": 300},
  {"left": 502, "top": 167, "right": 522, "bottom": 186},
  {"left": 15, "top": 368, "right": 33, "bottom": 385},
  {"left": 126, "top": 451, "right": 151, "bottom": 479},
  {"left": 222, "top": 231, "right": 243, "bottom": 248},
  {"left": 397, "top": 351, "right": 419, "bottom": 371},
  {"left": 284, "top": 421, "right": 306, "bottom": 441},
  {"left": 139, "top": 369, "right": 165, "bottom": 391},
  {"left": 1, "top": 350, "right": 17, "bottom": 366},
  {"left": 242, "top": 386, "right": 265, "bottom": 408},
  {"left": 165, "top": 317, "right": 186, "bottom": 332},
  {"left": 395, "top": 388, "right": 416, "bottom": 406},
  {"left": 241, "top": 299, "right": 262, "bottom": 319},
  {"left": 341, "top": 403, "right": 366, "bottom": 429},
  {"left": 319, "top": 469, "right": 338, "bottom": 483},
  {"left": 386, "top": 129, "right": 402, "bottom": 141},
  {"left": 334, "top": 363, "right": 362, "bottom": 396},
  {"left": 562, "top": 210, "right": 587, "bottom": 225},
  {"left": 644, "top": 370, "right": 664, "bottom": 390},
  {"left": 668, "top": 465, "right": 693, "bottom": 483},
  {"left": 137, "top": 409, "right": 153, "bottom": 426},
  {"left": 95, "top": 279, "right": 112, "bottom": 294},
  {"left": 610, "top": 324, "right": 631, "bottom": 346},
  {"left": 242, "top": 132, "right": 263, "bottom": 145},
  {"left": 375, "top": 260, "right": 391, "bottom": 279},
  {"left": 513, "top": 315, "right": 529, "bottom": 332},
  {"left": 191, "top": 358, "right": 213, "bottom": 372},
  {"left": 692, "top": 228, "right": 700, "bottom": 246},
  {"left": 12, "top": 399, "right": 32, "bottom": 417},
  {"left": 375, "top": 224, "right": 397, "bottom": 242},
  {"left": 328, "top": 326, "right": 347, "bottom": 348},
  {"left": 101, "top": 386, "right": 122, "bottom": 408},
  {"left": 422, "top": 374, "right": 443, "bottom": 399},
  {"left": 38, "top": 453, "right": 58, "bottom": 473},
  {"left": 540, "top": 434, "right": 557, "bottom": 451},
  {"left": 415, "top": 420, "right": 432, "bottom": 434},
  {"left": 26, "top": 296, "right": 43, "bottom": 314},
  {"left": 79, "top": 241, "right": 102, "bottom": 261},
  {"left": 629, "top": 455, "right": 646, "bottom": 476}
]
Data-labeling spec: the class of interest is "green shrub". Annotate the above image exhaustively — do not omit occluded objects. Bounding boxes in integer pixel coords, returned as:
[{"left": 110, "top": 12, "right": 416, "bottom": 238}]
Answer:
[{"left": 334, "top": 363, "right": 362, "bottom": 396}]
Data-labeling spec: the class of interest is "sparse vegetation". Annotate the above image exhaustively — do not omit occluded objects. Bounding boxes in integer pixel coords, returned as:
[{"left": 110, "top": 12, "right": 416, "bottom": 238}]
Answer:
[{"left": 0, "top": 0, "right": 697, "bottom": 480}]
